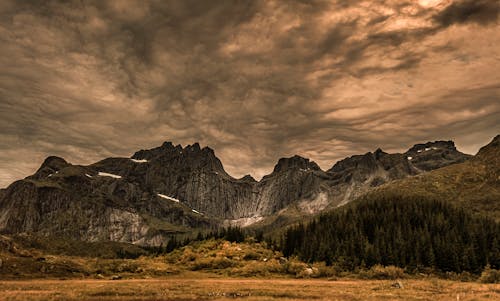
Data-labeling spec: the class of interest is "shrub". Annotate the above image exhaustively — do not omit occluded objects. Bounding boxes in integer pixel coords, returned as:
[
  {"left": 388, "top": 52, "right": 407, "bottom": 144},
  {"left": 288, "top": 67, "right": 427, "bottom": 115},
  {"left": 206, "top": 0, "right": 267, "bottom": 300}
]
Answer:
[
  {"left": 443, "top": 271, "right": 476, "bottom": 282},
  {"left": 315, "top": 262, "right": 341, "bottom": 278},
  {"left": 297, "top": 267, "right": 319, "bottom": 278},
  {"left": 229, "top": 259, "right": 284, "bottom": 277},
  {"left": 179, "top": 248, "right": 198, "bottom": 263},
  {"left": 115, "top": 261, "right": 140, "bottom": 273},
  {"left": 283, "top": 260, "right": 308, "bottom": 276},
  {"left": 243, "top": 252, "right": 261, "bottom": 261},
  {"left": 359, "top": 265, "right": 405, "bottom": 280},
  {"left": 479, "top": 265, "right": 500, "bottom": 283},
  {"left": 190, "top": 257, "right": 236, "bottom": 271}
]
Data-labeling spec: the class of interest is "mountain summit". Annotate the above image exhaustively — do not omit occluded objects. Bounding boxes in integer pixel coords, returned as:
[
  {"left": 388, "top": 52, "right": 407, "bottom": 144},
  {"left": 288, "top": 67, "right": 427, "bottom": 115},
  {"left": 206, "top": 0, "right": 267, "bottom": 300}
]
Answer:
[{"left": 272, "top": 155, "right": 322, "bottom": 173}]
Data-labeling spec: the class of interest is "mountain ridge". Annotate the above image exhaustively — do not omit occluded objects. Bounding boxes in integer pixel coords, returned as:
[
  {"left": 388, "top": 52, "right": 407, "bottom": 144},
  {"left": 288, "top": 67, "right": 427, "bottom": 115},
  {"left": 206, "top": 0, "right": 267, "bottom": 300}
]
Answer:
[
  {"left": 361, "top": 135, "right": 500, "bottom": 221},
  {"left": 0, "top": 137, "right": 480, "bottom": 245}
]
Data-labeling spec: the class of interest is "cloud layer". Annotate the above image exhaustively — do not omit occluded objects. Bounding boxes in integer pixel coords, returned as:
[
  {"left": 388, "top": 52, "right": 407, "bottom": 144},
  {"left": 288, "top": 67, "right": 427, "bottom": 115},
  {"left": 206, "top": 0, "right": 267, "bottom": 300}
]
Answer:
[{"left": 0, "top": 0, "right": 499, "bottom": 186}]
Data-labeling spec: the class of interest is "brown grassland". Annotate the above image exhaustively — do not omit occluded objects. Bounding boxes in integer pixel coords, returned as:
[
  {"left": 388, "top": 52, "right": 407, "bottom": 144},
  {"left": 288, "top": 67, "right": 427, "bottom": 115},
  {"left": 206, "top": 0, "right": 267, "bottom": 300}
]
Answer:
[
  {"left": 0, "top": 276, "right": 499, "bottom": 301},
  {"left": 1, "top": 237, "right": 500, "bottom": 300}
]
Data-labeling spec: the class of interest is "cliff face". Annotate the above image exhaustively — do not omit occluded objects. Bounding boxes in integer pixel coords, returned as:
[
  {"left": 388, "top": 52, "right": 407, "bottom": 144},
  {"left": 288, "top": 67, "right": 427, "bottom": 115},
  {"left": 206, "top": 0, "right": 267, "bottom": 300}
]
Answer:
[
  {"left": 256, "top": 156, "right": 330, "bottom": 215},
  {"left": 94, "top": 142, "right": 258, "bottom": 220},
  {"left": 0, "top": 154, "right": 216, "bottom": 246},
  {"left": 93, "top": 145, "right": 333, "bottom": 220},
  {"left": 0, "top": 139, "right": 474, "bottom": 245}
]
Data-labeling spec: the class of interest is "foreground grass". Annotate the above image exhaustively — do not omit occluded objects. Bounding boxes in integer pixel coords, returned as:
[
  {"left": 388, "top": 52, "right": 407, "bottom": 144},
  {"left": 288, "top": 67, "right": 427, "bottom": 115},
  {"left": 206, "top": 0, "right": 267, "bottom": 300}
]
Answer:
[
  {"left": 2, "top": 236, "right": 500, "bottom": 300},
  {"left": 0, "top": 277, "right": 499, "bottom": 301}
]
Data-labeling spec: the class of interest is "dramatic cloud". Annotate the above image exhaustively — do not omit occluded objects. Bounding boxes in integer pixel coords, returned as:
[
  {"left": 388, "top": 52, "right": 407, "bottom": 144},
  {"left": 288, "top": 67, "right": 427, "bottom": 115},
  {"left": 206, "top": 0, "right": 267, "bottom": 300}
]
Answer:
[
  {"left": 0, "top": 0, "right": 499, "bottom": 186},
  {"left": 434, "top": 0, "right": 499, "bottom": 26}
]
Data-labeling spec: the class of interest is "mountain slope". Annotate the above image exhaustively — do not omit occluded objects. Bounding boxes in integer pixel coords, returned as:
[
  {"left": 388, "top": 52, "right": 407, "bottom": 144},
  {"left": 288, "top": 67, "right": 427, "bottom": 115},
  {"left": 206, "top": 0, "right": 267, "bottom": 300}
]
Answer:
[
  {"left": 282, "top": 195, "right": 500, "bottom": 273},
  {"left": 325, "top": 141, "right": 471, "bottom": 207},
  {"left": 360, "top": 135, "right": 500, "bottom": 220}
]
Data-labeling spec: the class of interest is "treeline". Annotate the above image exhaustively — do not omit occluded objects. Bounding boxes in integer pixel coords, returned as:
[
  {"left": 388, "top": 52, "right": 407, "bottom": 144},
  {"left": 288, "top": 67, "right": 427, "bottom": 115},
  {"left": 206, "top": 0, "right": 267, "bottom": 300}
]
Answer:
[
  {"left": 281, "top": 196, "right": 500, "bottom": 274},
  {"left": 144, "top": 226, "right": 248, "bottom": 255}
]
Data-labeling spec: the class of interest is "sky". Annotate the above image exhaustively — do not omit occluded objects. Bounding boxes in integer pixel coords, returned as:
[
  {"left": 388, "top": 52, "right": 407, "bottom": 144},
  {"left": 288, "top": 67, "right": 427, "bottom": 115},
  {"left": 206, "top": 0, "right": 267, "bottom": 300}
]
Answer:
[{"left": 0, "top": 0, "right": 499, "bottom": 187}]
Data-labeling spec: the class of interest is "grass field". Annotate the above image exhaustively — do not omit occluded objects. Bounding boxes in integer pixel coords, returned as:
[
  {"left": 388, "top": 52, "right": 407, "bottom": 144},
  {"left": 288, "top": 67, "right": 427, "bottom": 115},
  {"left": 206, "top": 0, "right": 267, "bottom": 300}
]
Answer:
[
  {"left": 2, "top": 236, "right": 500, "bottom": 300},
  {"left": 0, "top": 277, "right": 499, "bottom": 301}
]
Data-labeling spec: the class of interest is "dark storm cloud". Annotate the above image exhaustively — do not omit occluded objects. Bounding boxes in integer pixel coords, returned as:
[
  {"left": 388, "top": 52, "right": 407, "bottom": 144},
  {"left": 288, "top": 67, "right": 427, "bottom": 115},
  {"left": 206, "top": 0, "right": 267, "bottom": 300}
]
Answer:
[
  {"left": 0, "top": 0, "right": 499, "bottom": 186},
  {"left": 434, "top": 0, "right": 499, "bottom": 27}
]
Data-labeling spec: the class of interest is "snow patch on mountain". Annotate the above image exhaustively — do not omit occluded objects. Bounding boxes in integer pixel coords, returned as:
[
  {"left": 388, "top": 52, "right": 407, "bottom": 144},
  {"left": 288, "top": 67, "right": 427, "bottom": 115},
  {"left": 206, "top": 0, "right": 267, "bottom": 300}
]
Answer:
[
  {"left": 98, "top": 172, "right": 122, "bottom": 179},
  {"left": 157, "top": 194, "right": 180, "bottom": 203},
  {"left": 131, "top": 158, "right": 148, "bottom": 163}
]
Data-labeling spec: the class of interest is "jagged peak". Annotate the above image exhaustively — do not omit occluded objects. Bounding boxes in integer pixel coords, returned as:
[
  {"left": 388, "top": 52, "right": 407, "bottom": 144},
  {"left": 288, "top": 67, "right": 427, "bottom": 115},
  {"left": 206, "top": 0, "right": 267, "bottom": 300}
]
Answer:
[
  {"left": 406, "top": 140, "right": 456, "bottom": 153},
  {"left": 273, "top": 155, "right": 321, "bottom": 173},
  {"left": 373, "top": 148, "right": 387, "bottom": 159},
  {"left": 328, "top": 151, "right": 378, "bottom": 173},
  {"left": 161, "top": 141, "right": 175, "bottom": 149},
  {"left": 185, "top": 142, "right": 201, "bottom": 152},
  {"left": 131, "top": 140, "right": 223, "bottom": 171},
  {"left": 132, "top": 141, "right": 177, "bottom": 159}
]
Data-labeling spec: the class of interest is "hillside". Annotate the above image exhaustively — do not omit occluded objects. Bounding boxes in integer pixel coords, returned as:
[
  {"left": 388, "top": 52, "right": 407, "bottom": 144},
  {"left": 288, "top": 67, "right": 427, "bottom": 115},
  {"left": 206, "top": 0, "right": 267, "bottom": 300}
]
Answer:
[
  {"left": 282, "top": 196, "right": 500, "bottom": 273},
  {"left": 362, "top": 135, "right": 500, "bottom": 221},
  {"left": 279, "top": 135, "right": 500, "bottom": 274}
]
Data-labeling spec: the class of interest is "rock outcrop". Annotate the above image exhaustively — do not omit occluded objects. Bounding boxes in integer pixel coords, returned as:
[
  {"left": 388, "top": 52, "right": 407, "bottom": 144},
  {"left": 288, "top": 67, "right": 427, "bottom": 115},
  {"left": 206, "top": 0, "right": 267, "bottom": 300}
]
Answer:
[
  {"left": 324, "top": 141, "right": 471, "bottom": 207},
  {"left": 404, "top": 140, "right": 471, "bottom": 171}
]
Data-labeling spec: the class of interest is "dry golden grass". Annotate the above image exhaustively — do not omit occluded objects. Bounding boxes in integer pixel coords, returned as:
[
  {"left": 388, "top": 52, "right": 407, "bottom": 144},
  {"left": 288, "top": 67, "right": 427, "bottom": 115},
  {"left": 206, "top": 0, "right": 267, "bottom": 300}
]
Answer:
[
  {"left": 2, "top": 237, "right": 500, "bottom": 300},
  {"left": 0, "top": 277, "right": 498, "bottom": 301}
]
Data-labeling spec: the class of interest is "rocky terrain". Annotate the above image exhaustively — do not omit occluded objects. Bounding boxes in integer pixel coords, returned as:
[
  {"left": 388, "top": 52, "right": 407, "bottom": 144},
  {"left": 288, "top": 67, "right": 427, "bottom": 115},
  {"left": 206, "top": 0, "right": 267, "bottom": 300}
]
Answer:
[
  {"left": 324, "top": 140, "right": 471, "bottom": 207},
  {"left": 0, "top": 138, "right": 474, "bottom": 245},
  {"left": 362, "top": 135, "right": 500, "bottom": 221}
]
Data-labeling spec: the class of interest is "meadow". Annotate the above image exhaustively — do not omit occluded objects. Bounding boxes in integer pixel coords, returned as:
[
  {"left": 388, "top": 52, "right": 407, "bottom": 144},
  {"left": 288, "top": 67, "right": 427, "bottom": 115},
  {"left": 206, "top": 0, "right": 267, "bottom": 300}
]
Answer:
[
  {"left": 0, "top": 277, "right": 499, "bottom": 301},
  {"left": 2, "top": 237, "right": 500, "bottom": 300}
]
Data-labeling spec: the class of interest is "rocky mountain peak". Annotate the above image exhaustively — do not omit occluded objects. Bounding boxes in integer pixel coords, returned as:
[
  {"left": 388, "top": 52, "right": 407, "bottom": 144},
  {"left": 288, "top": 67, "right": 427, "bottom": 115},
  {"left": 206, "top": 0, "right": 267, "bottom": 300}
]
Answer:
[
  {"left": 272, "top": 155, "right": 321, "bottom": 173},
  {"left": 132, "top": 141, "right": 179, "bottom": 160},
  {"left": 406, "top": 140, "right": 456, "bottom": 154},
  {"left": 132, "top": 141, "right": 213, "bottom": 159},
  {"left": 404, "top": 140, "right": 470, "bottom": 171},
  {"left": 36, "top": 156, "right": 69, "bottom": 173},
  {"left": 161, "top": 141, "right": 175, "bottom": 149},
  {"left": 328, "top": 152, "right": 378, "bottom": 173},
  {"left": 182, "top": 144, "right": 225, "bottom": 172},
  {"left": 374, "top": 148, "right": 387, "bottom": 159},
  {"left": 128, "top": 142, "right": 226, "bottom": 177},
  {"left": 185, "top": 143, "right": 201, "bottom": 152}
]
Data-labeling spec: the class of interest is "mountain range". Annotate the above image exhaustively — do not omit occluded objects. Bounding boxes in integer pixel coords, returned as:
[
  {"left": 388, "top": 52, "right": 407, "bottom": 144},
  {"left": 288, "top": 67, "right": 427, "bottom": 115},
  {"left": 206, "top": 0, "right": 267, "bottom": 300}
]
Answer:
[{"left": 0, "top": 135, "right": 496, "bottom": 246}]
